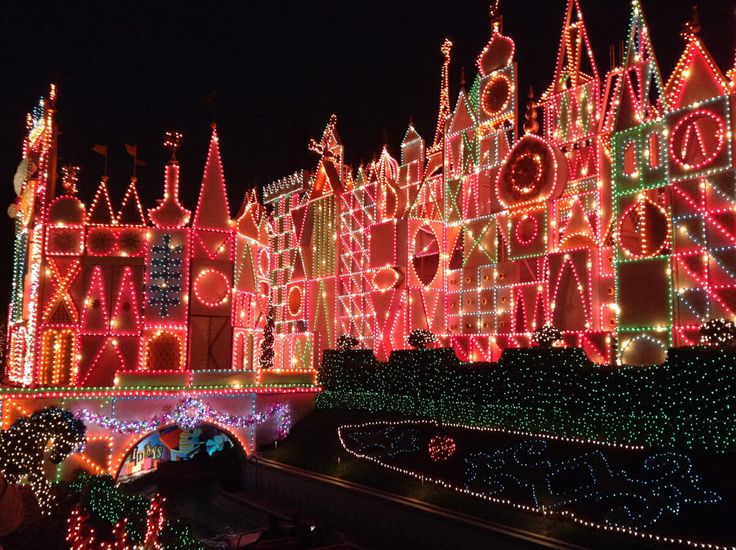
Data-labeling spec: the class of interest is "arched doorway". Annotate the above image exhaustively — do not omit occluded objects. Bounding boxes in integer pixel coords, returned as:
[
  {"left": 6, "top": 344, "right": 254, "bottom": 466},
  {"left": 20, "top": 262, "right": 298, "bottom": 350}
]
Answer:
[
  {"left": 144, "top": 331, "right": 182, "bottom": 371},
  {"left": 115, "top": 423, "right": 246, "bottom": 481}
]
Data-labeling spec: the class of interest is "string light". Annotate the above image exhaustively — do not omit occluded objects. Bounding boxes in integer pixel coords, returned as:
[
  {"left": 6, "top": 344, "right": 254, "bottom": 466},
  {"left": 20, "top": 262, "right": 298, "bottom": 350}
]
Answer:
[
  {"left": 77, "top": 397, "right": 291, "bottom": 438},
  {"left": 338, "top": 419, "right": 724, "bottom": 547}
]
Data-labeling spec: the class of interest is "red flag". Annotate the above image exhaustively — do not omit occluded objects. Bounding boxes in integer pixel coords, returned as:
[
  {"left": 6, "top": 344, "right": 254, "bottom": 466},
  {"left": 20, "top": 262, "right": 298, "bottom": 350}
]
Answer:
[
  {"left": 124, "top": 144, "right": 137, "bottom": 157},
  {"left": 92, "top": 144, "right": 108, "bottom": 156}
]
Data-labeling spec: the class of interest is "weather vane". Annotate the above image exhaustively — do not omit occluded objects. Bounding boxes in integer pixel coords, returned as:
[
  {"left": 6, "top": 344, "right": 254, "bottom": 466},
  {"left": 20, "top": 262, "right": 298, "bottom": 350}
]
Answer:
[{"left": 163, "top": 131, "right": 183, "bottom": 160}]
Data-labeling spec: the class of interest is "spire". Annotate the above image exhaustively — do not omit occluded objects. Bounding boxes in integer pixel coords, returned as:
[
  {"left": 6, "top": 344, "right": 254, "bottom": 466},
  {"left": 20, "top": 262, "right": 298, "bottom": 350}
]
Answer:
[
  {"left": 432, "top": 38, "right": 453, "bottom": 150},
  {"left": 193, "top": 124, "right": 231, "bottom": 229},
  {"left": 523, "top": 87, "right": 539, "bottom": 135},
  {"left": 541, "top": 0, "right": 599, "bottom": 101},
  {"left": 148, "top": 131, "right": 191, "bottom": 228},
  {"left": 236, "top": 188, "right": 265, "bottom": 240}
]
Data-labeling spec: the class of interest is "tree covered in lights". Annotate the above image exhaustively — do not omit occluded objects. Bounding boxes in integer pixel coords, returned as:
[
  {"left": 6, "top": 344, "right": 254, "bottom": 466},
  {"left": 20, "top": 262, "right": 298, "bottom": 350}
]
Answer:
[
  {"left": 0, "top": 407, "right": 86, "bottom": 514},
  {"left": 148, "top": 233, "right": 183, "bottom": 317},
  {"left": 408, "top": 329, "right": 437, "bottom": 350},
  {"left": 699, "top": 318, "right": 736, "bottom": 347},
  {"left": 532, "top": 324, "right": 562, "bottom": 348},
  {"left": 259, "top": 305, "right": 275, "bottom": 369},
  {"left": 337, "top": 334, "right": 359, "bottom": 351}
]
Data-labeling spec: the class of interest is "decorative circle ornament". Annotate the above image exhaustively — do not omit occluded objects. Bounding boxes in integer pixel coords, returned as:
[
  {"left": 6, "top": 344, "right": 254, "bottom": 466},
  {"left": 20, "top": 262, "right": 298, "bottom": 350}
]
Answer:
[
  {"left": 496, "top": 135, "right": 566, "bottom": 208},
  {"left": 118, "top": 229, "right": 144, "bottom": 255},
  {"left": 87, "top": 228, "right": 116, "bottom": 255},
  {"left": 428, "top": 435, "right": 457, "bottom": 462},
  {"left": 194, "top": 269, "right": 230, "bottom": 307},
  {"left": 669, "top": 110, "right": 725, "bottom": 171},
  {"left": 481, "top": 74, "right": 512, "bottom": 119}
]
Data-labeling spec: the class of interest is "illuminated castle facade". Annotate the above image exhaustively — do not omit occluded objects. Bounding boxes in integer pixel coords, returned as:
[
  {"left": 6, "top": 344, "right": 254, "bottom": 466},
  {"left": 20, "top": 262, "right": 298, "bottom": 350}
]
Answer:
[
  {"left": 264, "top": 0, "right": 736, "bottom": 369},
  {"left": 5, "top": 106, "right": 275, "bottom": 387},
  {"left": 7, "top": 0, "right": 736, "bottom": 394}
]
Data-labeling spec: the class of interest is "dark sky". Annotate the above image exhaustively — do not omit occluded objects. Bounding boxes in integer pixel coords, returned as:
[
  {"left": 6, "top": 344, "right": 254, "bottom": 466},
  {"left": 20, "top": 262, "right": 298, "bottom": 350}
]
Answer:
[{"left": 0, "top": 0, "right": 735, "bottom": 303}]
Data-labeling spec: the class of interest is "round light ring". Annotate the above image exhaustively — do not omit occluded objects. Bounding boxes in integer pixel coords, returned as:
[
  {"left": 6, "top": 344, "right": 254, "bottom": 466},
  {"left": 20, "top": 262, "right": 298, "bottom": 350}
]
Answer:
[
  {"left": 194, "top": 269, "right": 231, "bottom": 307},
  {"left": 496, "top": 135, "right": 566, "bottom": 208},
  {"left": 481, "top": 74, "right": 512, "bottom": 118},
  {"left": 618, "top": 196, "right": 671, "bottom": 258},
  {"left": 514, "top": 214, "right": 540, "bottom": 246},
  {"left": 669, "top": 109, "right": 725, "bottom": 171},
  {"left": 258, "top": 248, "right": 270, "bottom": 278},
  {"left": 87, "top": 228, "right": 117, "bottom": 255},
  {"left": 287, "top": 285, "right": 303, "bottom": 317}
]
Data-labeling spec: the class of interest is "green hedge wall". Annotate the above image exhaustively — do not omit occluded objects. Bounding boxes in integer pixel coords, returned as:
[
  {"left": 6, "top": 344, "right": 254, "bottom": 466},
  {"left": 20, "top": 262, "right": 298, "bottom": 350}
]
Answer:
[{"left": 316, "top": 347, "right": 736, "bottom": 451}]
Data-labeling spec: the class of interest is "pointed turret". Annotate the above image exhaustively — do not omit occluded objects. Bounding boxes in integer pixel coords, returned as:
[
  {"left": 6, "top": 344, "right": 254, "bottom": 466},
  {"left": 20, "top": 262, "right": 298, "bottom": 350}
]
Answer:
[
  {"left": 87, "top": 176, "right": 115, "bottom": 225},
  {"left": 401, "top": 123, "right": 424, "bottom": 166},
  {"left": 149, "top": 131, "right": 191, "bottom": 228},
  {"left": 541, "top": 0, "right": 599, "bottom": 101},
  {"left": 306, "top": 115, "right": 346, "bottom": 199},
  {"left": 523, "top": 87, "right": 539, "bottom": 135},
  {"left": 117, "top": 177, "right": 146, "bottom": 226},
  {"left": 665, "top": 7, "right": 728, "bottom": 110},
  {"left": 193, "top": 124, "right": 231, "bottom": 229},
  {"left": 375, "top": 146, "right": 402, "bottom": 220},
  {"left": 236, "top": 188, "right": 265, "bottom": 240},
  {"left": 601, "top": 0, "right": 665, "bottom": 132}
]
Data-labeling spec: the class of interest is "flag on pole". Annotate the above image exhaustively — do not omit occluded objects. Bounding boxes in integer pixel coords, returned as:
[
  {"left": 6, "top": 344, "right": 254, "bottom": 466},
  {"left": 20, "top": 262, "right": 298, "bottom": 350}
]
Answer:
[
  {"left": 92, "top": 144, "right": 108, "bottom": 156},
  {"left": 125, "top": 144, "right": 147, "bottom": 175},
  {"left": 92, "top": 144, "right": 108, "bottom": 175}
]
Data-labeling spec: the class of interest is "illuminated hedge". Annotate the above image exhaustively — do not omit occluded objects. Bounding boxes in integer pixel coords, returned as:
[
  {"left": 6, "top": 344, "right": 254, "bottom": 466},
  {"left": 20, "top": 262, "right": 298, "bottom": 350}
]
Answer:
[{"left": 317, "top": 347, "right": 736, "bottom": 451}]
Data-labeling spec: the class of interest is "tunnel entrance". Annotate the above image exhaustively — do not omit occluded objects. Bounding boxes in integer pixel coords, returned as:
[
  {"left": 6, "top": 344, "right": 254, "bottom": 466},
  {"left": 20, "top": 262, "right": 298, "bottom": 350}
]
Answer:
[{"left": 116, "top": 423, "right": 241, "bottom": 482}]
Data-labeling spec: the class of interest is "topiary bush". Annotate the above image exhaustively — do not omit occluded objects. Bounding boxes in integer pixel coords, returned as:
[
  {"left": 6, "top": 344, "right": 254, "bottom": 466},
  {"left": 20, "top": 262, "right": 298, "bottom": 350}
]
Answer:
[
  {"left": 407, "top": 329, "right": 437, "bottom": 350},
  {"left": 532, "top": 324, "right": 562, "bottom": 348}
]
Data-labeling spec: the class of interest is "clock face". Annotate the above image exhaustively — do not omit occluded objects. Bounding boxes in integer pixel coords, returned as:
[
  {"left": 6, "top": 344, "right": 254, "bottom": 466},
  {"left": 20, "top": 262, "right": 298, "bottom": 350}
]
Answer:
[{"left": 481, "top": 74, "right": 512, "bottom": 119}]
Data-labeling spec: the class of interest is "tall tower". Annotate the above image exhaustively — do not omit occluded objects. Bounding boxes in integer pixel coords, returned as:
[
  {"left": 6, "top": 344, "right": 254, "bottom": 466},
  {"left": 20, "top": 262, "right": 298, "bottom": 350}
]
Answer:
[
  {"left": 189, "top": 125, "right": 234, "bottom": 370},
  {"left": 6, "top": 85, "right": 59, "bottom": 386}
]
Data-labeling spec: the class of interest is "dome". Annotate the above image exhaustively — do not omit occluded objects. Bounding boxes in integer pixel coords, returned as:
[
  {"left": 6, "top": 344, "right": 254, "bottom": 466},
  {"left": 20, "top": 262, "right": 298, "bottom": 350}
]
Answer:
[{"left": 477, "top": 29, "right": 515, "bottom": 76}]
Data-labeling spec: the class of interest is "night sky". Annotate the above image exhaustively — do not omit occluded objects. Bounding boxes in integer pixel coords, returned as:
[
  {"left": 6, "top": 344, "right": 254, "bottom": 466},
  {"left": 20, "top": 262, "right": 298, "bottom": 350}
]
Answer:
[{"left": 1, "top": 0, "right": 735, "bottom": 305}]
